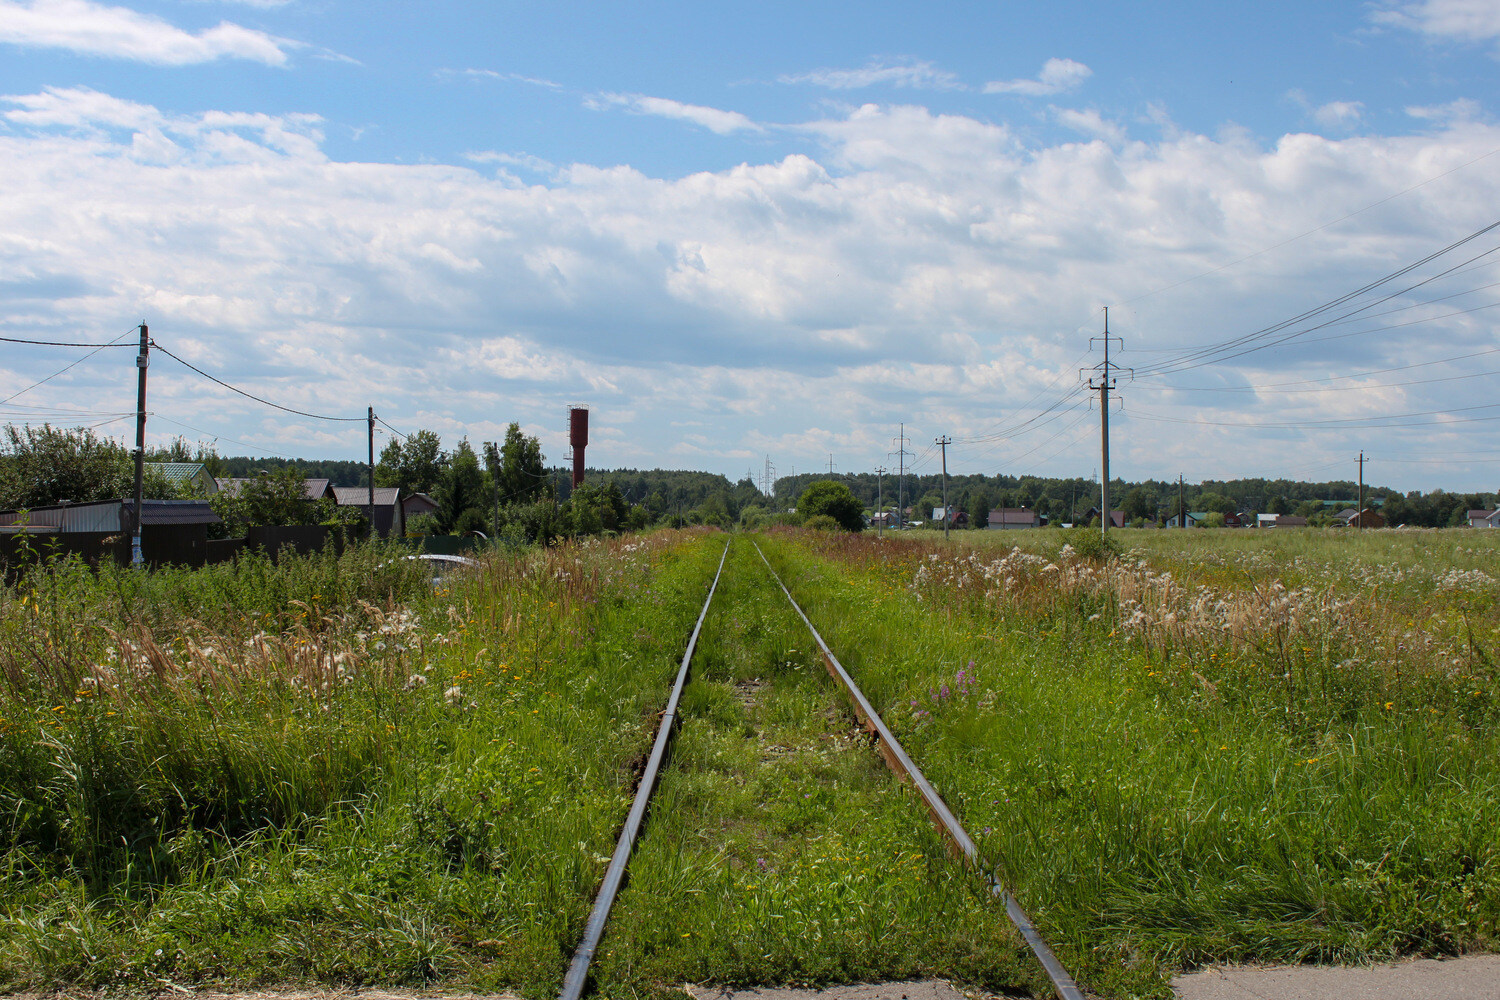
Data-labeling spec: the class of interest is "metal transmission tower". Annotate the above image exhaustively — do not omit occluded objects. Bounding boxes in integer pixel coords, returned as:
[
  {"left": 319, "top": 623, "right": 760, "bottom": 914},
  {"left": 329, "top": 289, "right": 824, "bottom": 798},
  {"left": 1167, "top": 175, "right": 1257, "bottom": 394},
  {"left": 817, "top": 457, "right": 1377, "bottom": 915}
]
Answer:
[
  {"left": 1081, "top": 308, "right": 1131, "bottom": 542},
  {"left": 759, "top": 455, "right": 777, "bottom": 503},
  {"left": 890, "top": 424, "right": 914, "bottom": 530}
]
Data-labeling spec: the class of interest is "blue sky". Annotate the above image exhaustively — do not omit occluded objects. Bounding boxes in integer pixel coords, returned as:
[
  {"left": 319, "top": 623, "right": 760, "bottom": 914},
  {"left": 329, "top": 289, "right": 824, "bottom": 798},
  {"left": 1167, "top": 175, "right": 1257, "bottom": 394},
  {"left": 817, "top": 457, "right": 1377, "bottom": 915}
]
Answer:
[{"left": 3, "top": 1, "right": 1500, "bottom": 491}]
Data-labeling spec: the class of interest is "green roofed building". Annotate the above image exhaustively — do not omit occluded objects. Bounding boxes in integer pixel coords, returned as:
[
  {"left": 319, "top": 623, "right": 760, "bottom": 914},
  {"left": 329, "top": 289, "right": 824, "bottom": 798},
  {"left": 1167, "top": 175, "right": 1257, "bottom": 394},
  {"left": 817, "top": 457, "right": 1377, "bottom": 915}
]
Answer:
[{"left": 145, "top": 462, "right": 218, "bottom": 495}]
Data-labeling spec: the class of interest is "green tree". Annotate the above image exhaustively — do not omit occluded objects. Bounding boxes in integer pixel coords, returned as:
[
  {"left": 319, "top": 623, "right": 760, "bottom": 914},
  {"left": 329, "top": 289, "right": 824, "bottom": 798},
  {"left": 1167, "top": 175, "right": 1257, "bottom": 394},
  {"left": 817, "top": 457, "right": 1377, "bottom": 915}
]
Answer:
[
  {"left": 436, "top": 439, "right": 485, "bottom": 532},
  {"left": 966, "top": 489, "right": 991, "bottom": 529},
  {"left": 497, "top": 423, "right": 546, "bottom": 503},
  {"left": 375, "top": 429, "right": 446, "bottom": 497},
  {"left": 209, "top": 467, "right": 339, "bottom": 537},
  {"left": 797, "top": 480, "right": 865, "bottom": 532},
  {"left": 1197, "top": 491, "right": 1237, "bottom": 515},
  {"left": 0, "top": 424, "right": 134, "bottom": 509},
  {"left": 1122, "top": 487, "right": 1152, "bottom": 522}
]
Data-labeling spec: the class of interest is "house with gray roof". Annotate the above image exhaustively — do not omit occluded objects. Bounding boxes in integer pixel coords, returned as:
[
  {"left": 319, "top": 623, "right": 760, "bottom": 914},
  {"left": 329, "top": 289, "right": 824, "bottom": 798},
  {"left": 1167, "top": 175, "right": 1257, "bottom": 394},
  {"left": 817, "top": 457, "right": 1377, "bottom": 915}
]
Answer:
[{"left": 332, "top": 485, "right": 404, "bottom": 538}]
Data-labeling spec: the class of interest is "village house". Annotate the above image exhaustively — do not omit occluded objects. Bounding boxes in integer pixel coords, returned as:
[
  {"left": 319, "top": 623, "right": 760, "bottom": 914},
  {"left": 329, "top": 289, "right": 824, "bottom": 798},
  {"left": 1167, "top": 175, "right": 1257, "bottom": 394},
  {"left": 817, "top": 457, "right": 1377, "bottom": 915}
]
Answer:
[
  {"left": 0, "top": 498, "right": 221, "bottom": 567},
  {"left": 146, "top": 462, "right": 218, "bottom": 495},
  {"left": 332, "top": 485, "right": 404, "bottom": 538},
  {"left": 1346, "top": 508, "right": 1386, "bottom": 529},
  {"left": 1467, "top": 509, "right": 1500, "bottom": 528},
  {"left": 930, "top": 506, "right": 970, "bottom": 528},
  {"left": 214, "top": 477, "right": 334, "bottom": 501},
  {"left": 987, "top": 507, "right": 1040, "bottom": 530}
]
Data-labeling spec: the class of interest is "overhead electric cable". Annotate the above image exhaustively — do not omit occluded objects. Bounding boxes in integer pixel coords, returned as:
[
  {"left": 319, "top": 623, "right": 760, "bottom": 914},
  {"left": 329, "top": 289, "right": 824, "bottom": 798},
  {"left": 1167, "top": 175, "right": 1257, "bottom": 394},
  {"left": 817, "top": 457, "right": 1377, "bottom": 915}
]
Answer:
[
  {"left": 0, "top": 335, "right": 136, "bottom": 348},
  {"left": 1116, "top": 143, "right": 1500, "bottom": 307},
  {"left": 1, "top": 326, "right": 138, "bottom": 406},
  {"left": 153, "top": 343, "right": 366, "bottom": 422},
  {"left": 1131, "top": 399, "right": 1500, "bottom": 429},
  {"left": 1146, "top": 365, "right": 1500, "bottom": 395},
  {"left": 1132, "top": 220, "right": 1500, "bottom": 378}
]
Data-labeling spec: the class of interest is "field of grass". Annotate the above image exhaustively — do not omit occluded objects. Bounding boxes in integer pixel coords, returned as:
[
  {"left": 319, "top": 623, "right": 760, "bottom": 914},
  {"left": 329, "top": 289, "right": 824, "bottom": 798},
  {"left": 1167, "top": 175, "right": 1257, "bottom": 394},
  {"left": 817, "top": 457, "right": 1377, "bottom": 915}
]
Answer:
[
  {"left": 0, "top": 532, "right": 728, "bottom": 994},
  {"left": 1, "top": 525, "right": 1495, "bottom": 999},
  {"left": 759, "top": 526, "right": 1499, "bottom": 996}
]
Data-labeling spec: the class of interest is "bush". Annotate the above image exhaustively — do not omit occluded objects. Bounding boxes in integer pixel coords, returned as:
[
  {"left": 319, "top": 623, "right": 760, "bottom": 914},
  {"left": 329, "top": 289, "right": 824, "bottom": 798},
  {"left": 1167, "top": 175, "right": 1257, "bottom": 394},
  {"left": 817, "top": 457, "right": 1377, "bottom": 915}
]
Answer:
[
  {"left": 804, "top": 514, "right": 842, "bottom": 532},
  {"left": 797, "top": 481, "right": 865, "bottom": 532},
  {"left": 1064, "top": 525, "right": 1120, "bottom": 562}
]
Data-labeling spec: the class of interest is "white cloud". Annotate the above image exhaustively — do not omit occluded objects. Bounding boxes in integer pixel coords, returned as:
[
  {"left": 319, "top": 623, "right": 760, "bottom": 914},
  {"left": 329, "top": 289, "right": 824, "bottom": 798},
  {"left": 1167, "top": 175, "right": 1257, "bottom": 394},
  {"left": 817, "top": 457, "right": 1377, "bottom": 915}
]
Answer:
[
  {"left": 1289, "top": 90, "right": 1365, "bottom": 131},
  {"left": 1313, "top": 100, "right": 1365, "bottom": 130},
  {"left": 3, "top": 84, "right": 160, "bottom": 129},
  {"left": 0, "top": 0, "right": 297, "bottom": 65},
  {"left": 466, "top": 150, "right": 556, "bottom": 174},
  {"left": 1372, "top": 0, "right": 1500, "bottom": 43},
  {"left": 984, "top": 57, "right": 1092, "bottom": 96},
  {"left": 588, "top": 92, "right": 761, "bottom": 134},
  {"left": 3, "top": 87, "right": 1499, "bottom": 488},
  {"left": 1407, "top": 97, "right": 1484, "bottom": 122},
  {"left": 779, "top": 58, "right": 962, "bottom": 91},
  {"left": 1052, "top": 106, "right": 1126, "bottom": 144}
]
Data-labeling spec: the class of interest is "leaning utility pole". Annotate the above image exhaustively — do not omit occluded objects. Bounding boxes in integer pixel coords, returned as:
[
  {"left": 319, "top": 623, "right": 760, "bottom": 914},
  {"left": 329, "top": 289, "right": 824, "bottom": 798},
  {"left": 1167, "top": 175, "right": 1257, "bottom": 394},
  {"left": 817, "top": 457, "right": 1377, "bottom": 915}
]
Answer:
[
  {"left": 367, "top": 406, "right": 376, "bottom": 539},
  {"left": 936, "top": 436, "right": 952, "bottom": 541},
  {"left": 130, "top": 322, "right": 149, "bottom": 567},
  {"left": 1357, "top": 451, "right": 1366, "bottom": 531},
  {"left": 1083, "top": 308, "right": 1129, "bottom": 542}
]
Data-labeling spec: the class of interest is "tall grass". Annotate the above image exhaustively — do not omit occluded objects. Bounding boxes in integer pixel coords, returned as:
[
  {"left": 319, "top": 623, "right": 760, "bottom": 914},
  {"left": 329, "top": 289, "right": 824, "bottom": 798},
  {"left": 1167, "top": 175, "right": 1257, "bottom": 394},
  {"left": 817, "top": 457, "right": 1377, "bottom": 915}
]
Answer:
[
  {"left": 756, "top": 529, "right": 1500, "bottom": 998},
  {"left": 0, "top": 530, "right": 728, "bottom": 992}
]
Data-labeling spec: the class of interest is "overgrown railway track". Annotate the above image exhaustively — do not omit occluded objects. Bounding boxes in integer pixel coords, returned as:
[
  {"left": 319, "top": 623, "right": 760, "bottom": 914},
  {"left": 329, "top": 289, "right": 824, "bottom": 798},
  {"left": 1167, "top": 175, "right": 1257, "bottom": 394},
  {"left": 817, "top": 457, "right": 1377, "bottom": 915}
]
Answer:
[{"left": 560, "top": 535, "right": 1083, "bottom": 1000}]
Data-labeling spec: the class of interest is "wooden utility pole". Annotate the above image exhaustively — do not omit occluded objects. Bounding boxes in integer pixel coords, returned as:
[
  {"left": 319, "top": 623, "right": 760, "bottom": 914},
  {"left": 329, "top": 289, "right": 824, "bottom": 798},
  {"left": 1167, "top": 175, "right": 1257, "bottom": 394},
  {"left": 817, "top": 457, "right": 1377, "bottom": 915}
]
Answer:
[
  {"left": 1357, "top": 451, "right": 1366, "bottom": 531},
  {"left": 1178, "top": 475, "right": 1185, "bottom": 528},
  {"left": 875, "top": 465, "right": 886, "bottom": 537},
  {"left": 936, "top": 436, "right": 952, "bottom": 540},
  {"left": 131, "top": 322, "right": 149, "bottom": 567},
  {"left": 367, "top": 406, "right": 376, "bottom": 538}
]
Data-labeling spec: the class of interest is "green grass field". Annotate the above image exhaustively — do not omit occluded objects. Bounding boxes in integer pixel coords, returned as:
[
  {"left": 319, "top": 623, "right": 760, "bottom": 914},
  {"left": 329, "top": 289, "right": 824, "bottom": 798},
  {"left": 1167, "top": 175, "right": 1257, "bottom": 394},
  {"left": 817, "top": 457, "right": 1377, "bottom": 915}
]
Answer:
[{"left": 1, "top": 526, "right": 1495, "bottom": 998}]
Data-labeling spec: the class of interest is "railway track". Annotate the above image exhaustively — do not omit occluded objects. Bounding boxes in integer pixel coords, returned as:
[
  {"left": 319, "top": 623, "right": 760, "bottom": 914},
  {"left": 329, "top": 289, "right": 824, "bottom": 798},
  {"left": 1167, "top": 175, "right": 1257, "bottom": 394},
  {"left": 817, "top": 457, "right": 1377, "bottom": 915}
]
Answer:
[{"left": 560, "top": 536, "right": 1083, "bottom": 1000}]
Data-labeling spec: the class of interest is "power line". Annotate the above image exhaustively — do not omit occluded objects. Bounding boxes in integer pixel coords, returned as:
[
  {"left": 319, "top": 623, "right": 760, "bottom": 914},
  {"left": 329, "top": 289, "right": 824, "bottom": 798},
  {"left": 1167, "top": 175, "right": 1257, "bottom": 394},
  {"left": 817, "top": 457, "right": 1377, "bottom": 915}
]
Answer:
[
  {"left": 152, "top": 343, "right": 366, "bottom": 422},
  {"left": 1144, "top": 364, "right": 1500, "bottom": 396},
  {"left": 1, "top": 326, "right": 139, "bottom": 406},
  {"left": 1115, "top": 143, "right": 1500, "bottom": 308},
  {"left": 148, "top": 414, "right": 291, "bottom": 459},
  {"left": 375, "top": 415, "right": 408, "bottom": 440},
  {"left": 1132, "top": 220, "right": 1500, "bottom": 378},
  {"left": 0, "top": 334, "right": 136, "bottom": 348},
  {"left": 1130, "top": 400, "right": 1500, "bottom": 429}
]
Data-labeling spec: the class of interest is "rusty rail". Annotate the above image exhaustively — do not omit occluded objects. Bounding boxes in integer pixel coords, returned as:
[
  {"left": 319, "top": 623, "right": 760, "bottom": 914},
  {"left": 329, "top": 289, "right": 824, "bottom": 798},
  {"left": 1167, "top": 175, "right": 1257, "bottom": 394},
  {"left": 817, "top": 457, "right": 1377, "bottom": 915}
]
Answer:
[
  {"left": 752, "top": 541, "right": 1085, "bottom": 1000},
  {"left": 560, "top": 539, "right": 730, "bottom": 1000}
]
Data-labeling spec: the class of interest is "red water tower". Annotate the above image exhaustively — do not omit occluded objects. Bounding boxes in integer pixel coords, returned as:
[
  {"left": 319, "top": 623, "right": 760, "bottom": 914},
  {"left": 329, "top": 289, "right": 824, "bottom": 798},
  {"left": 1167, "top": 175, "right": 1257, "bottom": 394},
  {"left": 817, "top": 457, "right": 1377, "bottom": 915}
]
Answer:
[{"left": 569, "top": 406, "right": 589, "bottom": 488}]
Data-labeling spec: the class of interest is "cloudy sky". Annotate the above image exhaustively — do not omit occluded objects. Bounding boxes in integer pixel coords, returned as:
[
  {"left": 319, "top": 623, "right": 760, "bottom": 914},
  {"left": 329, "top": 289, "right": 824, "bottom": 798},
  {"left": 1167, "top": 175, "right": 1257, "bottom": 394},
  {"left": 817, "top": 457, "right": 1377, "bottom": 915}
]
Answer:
[{"left": 3, "top": 1, "right": 1500, "bottom": 491}]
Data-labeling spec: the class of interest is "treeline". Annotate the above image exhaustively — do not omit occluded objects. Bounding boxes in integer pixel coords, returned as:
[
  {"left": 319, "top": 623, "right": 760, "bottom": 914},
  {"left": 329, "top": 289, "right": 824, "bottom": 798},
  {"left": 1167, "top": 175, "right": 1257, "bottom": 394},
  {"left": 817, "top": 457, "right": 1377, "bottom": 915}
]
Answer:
[
  {"left": 773, "top": 470, "right": 1498, "bottom": 528},
  {"left": 4, "top": 422, "right": 1494, "bottom": 533}
]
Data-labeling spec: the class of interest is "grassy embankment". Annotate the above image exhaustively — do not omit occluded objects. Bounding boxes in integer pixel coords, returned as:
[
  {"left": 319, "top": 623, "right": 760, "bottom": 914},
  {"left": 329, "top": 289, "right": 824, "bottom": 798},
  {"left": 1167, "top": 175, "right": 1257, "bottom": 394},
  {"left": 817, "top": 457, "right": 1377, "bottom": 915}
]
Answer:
[
  {"left": 0, "top": 531, "right": 726, "bottom": 994},
  {"left": 755, "top": 527, "right": 1500, "bottom": 998}
]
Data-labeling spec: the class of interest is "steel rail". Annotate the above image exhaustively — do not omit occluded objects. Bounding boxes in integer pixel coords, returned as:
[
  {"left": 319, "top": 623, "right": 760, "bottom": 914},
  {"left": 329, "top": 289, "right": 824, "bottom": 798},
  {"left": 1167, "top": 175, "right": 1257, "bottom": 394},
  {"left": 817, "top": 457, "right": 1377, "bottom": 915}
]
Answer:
[
  {"left": 560, "top": 538, "right": 731, "bottom": 1000},
  {"left": 752, "top": 542, "right": 1085, "bottom": 1000}
]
